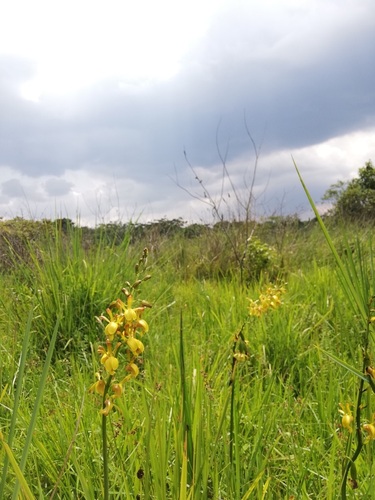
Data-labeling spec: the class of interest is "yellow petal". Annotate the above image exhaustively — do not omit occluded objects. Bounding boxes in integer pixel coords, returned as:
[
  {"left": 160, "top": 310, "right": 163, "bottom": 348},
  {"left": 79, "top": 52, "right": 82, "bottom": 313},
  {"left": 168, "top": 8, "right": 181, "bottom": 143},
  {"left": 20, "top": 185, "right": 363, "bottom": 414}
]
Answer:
[
  {"left": 128, "top": 363, "right": 139, "bottom": 377},
  {"left": 100, "top": 399, "right": 113, "bottom": 416},
  {"left": 138, "top": 319, "right": 149, "bottom": 333},
  {"left": 100, "top": 353, "right": 109, "bottom": 365},
  {"left": 104, "top": 356, "right": 119, "bottom": 375},
  {"left": 342, "top": 414, "right": 354, "bottom": 432},
  {"left": 363, "top": 423, "right": 375, "bottom": 440},
  {"left": 112, "top": 383, "right": 123, "bottom": 398},
  {"left": 127, "top": 337, "right": 144, "bottom": 356},
  {"left": 124, "top": 308, "right": 137, "bottom": 322},
  {"left": 233, "top": 352, "right": 248, "bottom": 362},
  {"left": 105, "top": 321, "right": 118, "bottom": 337}
]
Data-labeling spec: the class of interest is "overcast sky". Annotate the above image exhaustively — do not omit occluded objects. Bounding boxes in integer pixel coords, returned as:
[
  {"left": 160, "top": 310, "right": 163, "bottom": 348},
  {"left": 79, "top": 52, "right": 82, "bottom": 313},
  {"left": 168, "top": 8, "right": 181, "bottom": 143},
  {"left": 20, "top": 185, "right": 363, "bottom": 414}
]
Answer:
[{"left": 1, "top": 0, "right": 374, "bottom": 225}]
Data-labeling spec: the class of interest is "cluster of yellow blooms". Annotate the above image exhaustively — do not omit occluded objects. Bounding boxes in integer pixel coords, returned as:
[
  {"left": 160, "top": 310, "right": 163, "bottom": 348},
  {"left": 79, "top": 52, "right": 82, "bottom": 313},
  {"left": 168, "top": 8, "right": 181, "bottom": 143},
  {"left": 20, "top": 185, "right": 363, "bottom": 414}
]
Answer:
[
  {"left": 339, "top": 402, "right": 375, "bottom": 443},
  {"left": 248, "top": 283, "right": 286, "bottom": 317},
  {"left": 232, "top": 283, "right": 286, "bottom": 363},
  {"left": 90, "top": 250, "right": 151, "bottom": 416}
]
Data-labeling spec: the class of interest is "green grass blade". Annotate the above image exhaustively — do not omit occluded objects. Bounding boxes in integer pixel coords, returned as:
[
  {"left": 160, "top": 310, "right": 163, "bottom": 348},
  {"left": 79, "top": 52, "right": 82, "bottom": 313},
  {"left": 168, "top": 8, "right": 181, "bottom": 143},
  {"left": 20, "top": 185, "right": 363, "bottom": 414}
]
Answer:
[
  {"left": 179, "top": 440, "right": 188, "bottom": 500},
  {"left": 0, "top": 435, "right": 35, "bottom": 500},
  {"left": 0, "top": 307, "right": 34, "bottom": 498},
  {"left": 293, "top": 158, "right": 368, "bottom": 323},
  {"left": 11, "top": 316, "right": 60, "bottom": 500},
  {"left": 179, "top": 312, "right": 194, "bottom": 486},
  {"left": 318, "top": 347, "right": 369, "bottom": 383}
]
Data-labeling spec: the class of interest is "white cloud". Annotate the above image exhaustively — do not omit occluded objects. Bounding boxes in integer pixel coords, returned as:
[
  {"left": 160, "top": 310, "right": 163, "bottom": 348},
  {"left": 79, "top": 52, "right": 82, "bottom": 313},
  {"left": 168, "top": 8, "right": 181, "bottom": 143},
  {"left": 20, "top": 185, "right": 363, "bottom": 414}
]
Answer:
[{"left": 1, "top": 0, "right": 223, "bottom": 101}]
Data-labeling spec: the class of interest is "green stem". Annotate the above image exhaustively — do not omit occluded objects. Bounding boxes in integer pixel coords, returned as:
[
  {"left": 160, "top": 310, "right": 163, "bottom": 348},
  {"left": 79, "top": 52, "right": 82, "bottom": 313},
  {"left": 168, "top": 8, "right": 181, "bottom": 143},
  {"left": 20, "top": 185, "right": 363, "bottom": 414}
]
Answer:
[
  {"left": 102, "top": 375, "right": 113, "bottom": 500},
  {"left": 229, "top": 326, "right": 245, "bottom": 467},
  {"left": 0, "top": 308, "right": 34, "bottom": 499},
  {"left": 229, "top": 342, "right": 237, "bottom": 466},
  {"left": 341, "top": 370, "right": 365, "bottom": 499},
  {"left": 179, "top": 312, "right": 194, "bottom": 486},
  {"left": 102, "top": 412, "right": 109, "bottom": 500}
]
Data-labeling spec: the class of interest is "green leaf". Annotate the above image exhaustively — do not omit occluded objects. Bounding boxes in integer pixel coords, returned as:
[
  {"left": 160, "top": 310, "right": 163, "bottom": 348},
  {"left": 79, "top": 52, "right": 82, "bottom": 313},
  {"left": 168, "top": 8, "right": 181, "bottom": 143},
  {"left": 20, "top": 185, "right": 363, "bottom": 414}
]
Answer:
[
  {"left": 293, "top": 158, "right": 368, "bottom": 324},
  {"left": 0, "top": 436, "right": 35, "bottom": 500},
  {"left": 318, "top": 347, "right": 368, "bottom": 382}
]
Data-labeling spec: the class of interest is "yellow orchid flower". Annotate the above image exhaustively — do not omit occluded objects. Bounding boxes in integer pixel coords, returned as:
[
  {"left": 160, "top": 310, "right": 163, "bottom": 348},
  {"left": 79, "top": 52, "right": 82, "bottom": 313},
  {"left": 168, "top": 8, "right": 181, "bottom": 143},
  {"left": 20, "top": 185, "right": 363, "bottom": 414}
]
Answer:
[
  {"left": 339, "top": 403, "right": 354, "bottom": 433},
  {"left": 363, "top": 423, "right": 375, "bottom": 442},
  {"left": 127, "top": 337, "right": 144, "bottom": 357}
]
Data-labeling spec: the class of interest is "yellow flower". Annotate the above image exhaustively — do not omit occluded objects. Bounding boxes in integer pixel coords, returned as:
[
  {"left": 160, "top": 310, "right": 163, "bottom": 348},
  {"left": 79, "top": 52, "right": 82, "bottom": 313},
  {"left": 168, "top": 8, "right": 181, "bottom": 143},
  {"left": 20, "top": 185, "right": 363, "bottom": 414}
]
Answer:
[
  {"left": 91, "top": 253, "right": 151, "bottom": 416},
  {"left": 105, "top": 321, "right": 118, "bottom": 339},
  {"left": 89, "top": 373, "right": 106, "bottom": 395},
  {"left": 233, "top": 352, "right": 248, "bottom": 362},
  {"left": 100, "top": 398, "right": 113, "bottom": 416},
  {"left": 124, "top": 307, "right": 137, "bottom": 322},
  {"left": 127, "top": 337, "right": 144, "bottom": 356},
  {"left": 102, "top": 355, "right": 119, "bottom": 375},
  {"left": 339, "top": 403, "right": 354, "bottom": 433},
  {"left": 363, "top": 423, "right": 375, "bottom": 441},
  {"left": 248, "top": 283, "right": 286, "bottom": 317},
  {"left": 249, "top": 300, "right": 264, "bottom": 317},
  {"left": 137, "top": 318, "right": 149, "bottom": 333},
  {"left": 122, "top": 363, "right": 140, "bottom": 382},
  {"left": 342, "top": 414, "right": 354, "bottom": 432},
  {"left": 112, "top": 383, "right": 123, "bottom": 398}
]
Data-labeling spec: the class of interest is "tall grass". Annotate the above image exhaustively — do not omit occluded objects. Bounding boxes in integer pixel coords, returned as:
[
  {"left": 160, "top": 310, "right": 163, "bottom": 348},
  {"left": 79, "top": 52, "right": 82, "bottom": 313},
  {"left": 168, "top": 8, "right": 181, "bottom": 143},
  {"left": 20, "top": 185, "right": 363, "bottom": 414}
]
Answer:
[
  {"left": 295, "top": 159, "right": 375, "bottom": 498},
  {"left": 0, "top": 212, "right": 374, "bottom": 498}
]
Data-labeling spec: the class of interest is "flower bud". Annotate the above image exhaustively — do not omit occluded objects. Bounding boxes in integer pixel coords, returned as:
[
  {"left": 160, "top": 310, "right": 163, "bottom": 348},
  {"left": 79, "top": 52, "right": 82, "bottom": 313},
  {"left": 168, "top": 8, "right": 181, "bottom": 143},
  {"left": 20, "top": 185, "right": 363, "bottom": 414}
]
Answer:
[{"left": 342, "top": 414, "right": 354, "bottom": 433}]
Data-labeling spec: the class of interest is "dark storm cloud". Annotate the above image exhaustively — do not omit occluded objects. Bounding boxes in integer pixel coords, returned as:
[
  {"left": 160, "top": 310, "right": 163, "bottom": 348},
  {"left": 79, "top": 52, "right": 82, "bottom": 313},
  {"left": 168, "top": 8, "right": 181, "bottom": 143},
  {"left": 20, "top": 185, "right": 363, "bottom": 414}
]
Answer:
[
  {"left": 78, "top": 3, "right": 375, "bottom": 179},
  {"left": 0, "top": 1, "right": 374, "bottom": 191}
]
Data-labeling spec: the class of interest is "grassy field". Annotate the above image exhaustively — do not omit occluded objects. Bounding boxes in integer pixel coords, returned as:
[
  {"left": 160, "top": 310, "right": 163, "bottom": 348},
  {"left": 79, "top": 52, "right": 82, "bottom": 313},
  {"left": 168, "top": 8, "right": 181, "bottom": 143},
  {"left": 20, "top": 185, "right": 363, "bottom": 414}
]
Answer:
[{"left": 0, "top": 215, "right": 374, "bottom": 499}]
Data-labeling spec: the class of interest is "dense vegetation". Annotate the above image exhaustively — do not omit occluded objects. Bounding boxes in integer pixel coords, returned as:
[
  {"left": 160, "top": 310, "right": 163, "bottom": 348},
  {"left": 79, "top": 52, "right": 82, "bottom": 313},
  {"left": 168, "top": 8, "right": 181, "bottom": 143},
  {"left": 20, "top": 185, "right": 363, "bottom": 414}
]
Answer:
[
  {"left": 0, "top": 162, "right": 374, "bottom": 499},
  {"left": 323, "top": 159, "right": 375, "bottom": 222}
]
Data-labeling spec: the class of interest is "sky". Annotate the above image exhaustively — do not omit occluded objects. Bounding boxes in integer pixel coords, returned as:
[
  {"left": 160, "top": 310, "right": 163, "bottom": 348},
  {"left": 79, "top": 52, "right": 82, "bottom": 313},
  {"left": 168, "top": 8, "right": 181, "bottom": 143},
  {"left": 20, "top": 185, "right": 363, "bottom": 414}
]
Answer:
[{"left": 1, "top": 0, "right": 375, "bottom": 226}]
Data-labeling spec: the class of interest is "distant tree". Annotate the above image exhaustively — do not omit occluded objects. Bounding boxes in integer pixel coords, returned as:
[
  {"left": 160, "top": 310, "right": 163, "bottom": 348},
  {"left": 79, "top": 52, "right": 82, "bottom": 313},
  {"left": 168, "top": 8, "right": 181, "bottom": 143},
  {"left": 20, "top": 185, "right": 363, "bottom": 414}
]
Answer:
[
  {"left": 55, "top": 217, "right": 75, "bottom": 233},
  {"left": 323, "top": 160, "right": 375, "bottom": 221}
]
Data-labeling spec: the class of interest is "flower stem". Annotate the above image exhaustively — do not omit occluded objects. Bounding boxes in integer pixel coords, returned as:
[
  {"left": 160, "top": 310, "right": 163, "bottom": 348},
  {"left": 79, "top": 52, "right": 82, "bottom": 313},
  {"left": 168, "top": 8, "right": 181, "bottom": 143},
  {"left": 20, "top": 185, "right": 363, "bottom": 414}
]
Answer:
[
  {"left": 102, "top": 375, "right": 113, "bottom": 500},
  {"left": 102, "top": 412, "right": 109, "bottom": 500},
  {"left": 341, "top": 367, "right": 365, "bottom": 498}
]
